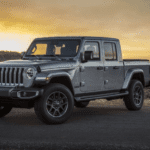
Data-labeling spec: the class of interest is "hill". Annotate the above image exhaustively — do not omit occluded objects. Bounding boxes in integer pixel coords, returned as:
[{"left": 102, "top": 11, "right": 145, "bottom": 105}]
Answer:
[{"left": 0, "top": 50, "right": 21, "bottom": 61}]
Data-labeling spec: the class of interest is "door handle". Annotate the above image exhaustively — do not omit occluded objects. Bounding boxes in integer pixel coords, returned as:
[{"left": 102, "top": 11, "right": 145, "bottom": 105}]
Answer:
[
  {"left": 113, "top": 66, "right": 119, "bottom": 69},
  {"left": 104, "top": 67, "right": 108, "bottom": 71},
  {"left": 97, "top": 66, "right": 103, "bottom": 70}
]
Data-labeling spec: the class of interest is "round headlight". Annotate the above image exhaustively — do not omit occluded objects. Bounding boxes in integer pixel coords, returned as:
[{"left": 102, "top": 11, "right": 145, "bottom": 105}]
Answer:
[{"left": 26, "top": 68, "right": 35, "bottom": 79}]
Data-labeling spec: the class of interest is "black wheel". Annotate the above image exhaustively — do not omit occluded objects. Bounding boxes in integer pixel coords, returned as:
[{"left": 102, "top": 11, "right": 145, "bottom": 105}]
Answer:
[
  {"left": 34, "top": 83, "right": 74, "bottom": 124},
  {"left": 75, "top": 101, "right": 89, "bottom": 108},
  {"left": 123, "top": 80, "right": 144, "bottom": 111},
  {"left": 0, "top": 105, "right": 12, "bottom": 118}
]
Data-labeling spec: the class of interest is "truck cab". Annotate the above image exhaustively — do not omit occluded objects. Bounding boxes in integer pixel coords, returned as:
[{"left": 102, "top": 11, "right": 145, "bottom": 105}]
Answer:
[{"left": 78, "top": 37, "right": 124, "bottom": 93}]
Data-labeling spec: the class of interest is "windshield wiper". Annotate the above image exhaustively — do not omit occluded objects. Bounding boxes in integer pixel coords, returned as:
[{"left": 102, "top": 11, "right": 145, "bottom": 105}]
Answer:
[
  {"left": 46, "top": 55, "right": 61, "bottom": 61},
  {"left": 33, "top": 55, "right": 40, "bottom": 59},
  {"left": 32, "top": 55, "right": 43, "bottom": 60},
  {"left": 26, "top": 54, "right": 61, "bottom": 60},
  {"left": 25, "top": 55, "right": 41, "bottom": 60}
]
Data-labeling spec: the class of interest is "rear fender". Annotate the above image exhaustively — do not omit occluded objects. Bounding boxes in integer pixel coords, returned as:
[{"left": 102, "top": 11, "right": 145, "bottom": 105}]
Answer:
[{"left": 122, "top": 69, "right": 145, "bottom": 90}]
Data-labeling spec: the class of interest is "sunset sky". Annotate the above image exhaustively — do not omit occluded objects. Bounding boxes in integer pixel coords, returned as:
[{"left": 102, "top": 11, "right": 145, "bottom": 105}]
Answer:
[{"left": 0, "top": 0, "right": 150, "bottom": 59}]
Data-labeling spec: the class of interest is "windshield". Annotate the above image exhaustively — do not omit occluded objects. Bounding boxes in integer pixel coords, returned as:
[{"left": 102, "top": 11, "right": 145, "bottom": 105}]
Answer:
[{"left": 25, "top": 39, "right": 81, "bottom": 58}]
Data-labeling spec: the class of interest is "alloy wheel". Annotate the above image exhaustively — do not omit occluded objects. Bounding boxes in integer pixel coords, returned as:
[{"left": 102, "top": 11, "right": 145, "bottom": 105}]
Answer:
[
  {"left": 46, "top": 91, "right": 68, "bottom": 117},
  {"left": 133, "top": 85, "right": 142, "bottom": 105}
]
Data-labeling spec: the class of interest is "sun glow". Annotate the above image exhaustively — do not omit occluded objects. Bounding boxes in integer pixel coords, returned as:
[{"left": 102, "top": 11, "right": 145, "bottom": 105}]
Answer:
[
  {"left": 0, "top": 32, "right": 37, "bottom": 52},
  {"left": 0, "top": 0, "right": 150, "bottom": 59}
]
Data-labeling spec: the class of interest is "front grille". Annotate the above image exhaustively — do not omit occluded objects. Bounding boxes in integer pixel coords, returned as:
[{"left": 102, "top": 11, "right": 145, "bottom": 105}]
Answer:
[{"left": 0, "top": 67, "right": 24, "bottom": 87}]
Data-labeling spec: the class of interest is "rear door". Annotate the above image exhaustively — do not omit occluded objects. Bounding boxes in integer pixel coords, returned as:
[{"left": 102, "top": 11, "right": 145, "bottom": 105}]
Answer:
[
  {"left": 80, "top": 41, "right": 104, "bottom": 92},
  {"left": 102, "top": 41, "right": 124, "bottom": 90}
]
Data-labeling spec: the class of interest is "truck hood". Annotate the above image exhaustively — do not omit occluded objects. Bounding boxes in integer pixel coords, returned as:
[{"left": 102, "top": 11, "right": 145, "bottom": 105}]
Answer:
[{"left": 0, "top": 59, "right": 78, "bottom": 71}]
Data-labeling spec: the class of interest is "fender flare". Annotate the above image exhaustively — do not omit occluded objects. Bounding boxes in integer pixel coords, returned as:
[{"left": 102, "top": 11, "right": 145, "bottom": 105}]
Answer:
[
  {"left": 35, "top": 71, "right": 75, "bottom": 94},
  {"left": 47, "top": 72, "right": 75, "bottom": 95},
  {"left": 122, "top": 69, "right": 145, "bottom": 89},
  {"left": 35, "top": 72, "right": 72, "bottom": 81}
]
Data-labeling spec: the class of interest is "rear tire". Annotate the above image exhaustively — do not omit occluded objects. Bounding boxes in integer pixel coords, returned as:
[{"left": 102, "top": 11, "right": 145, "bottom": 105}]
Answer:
[
  {"left": 34, "top": 83, "right": 74, "bottom": 124},
  {"left": 123, "top": 80, "right": 144, "bottom": 111},
  {"left": 0, "top": 105, "right": 12, "bottom": 118},
  {"left": 75, "top": 101, "right": 89, "bottom": 108}
]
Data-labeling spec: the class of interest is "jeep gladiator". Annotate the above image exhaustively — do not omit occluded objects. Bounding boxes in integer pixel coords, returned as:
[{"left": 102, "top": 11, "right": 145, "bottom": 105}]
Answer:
[{"left": 0, "top": 36, "right": 149, "bottom": 124}]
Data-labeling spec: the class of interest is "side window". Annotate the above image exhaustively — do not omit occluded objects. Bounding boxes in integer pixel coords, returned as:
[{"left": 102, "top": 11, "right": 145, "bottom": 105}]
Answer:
[
  {"left": 104, "top": 42, "right": 117, "bottom": 60},
  {"left": 112, "top": 43, "right": 117, "bottom": 60},
  {"left": 83, "top": 42, "right": 100, "bottom": 60}
]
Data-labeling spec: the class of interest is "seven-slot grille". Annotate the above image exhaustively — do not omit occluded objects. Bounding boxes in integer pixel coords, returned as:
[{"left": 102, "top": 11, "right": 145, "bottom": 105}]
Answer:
[{"left": 0, "top": 67, "right": 24, "bottom": 86}]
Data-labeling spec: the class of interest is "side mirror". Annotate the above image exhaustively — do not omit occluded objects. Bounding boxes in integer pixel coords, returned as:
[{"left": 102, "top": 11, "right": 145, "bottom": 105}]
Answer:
[
  {"left": 21, "top": 51, "right": 25, "bottom": 59},
  {"left": 81, "top": 51, "right": 93, "bottom": 62}
]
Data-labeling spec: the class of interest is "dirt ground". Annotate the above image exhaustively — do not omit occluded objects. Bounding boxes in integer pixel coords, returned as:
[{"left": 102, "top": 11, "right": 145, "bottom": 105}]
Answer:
[{"left": 144, "top": 87, "right": 150, "bottom": 99}]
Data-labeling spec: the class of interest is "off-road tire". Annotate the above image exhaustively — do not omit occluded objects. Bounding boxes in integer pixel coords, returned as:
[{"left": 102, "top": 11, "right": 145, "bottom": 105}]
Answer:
[
  {"left": 0, "top": 105, "right": 12, "bottom": 118},
  {"left": 123, "top": 80, "right": 144, "bottom": 111},
  {"left": 75, "top": 101, "right": 89, "bottom": 108},
  {"left": 34, "top": 83, "right": 74, "bottom": 124}
]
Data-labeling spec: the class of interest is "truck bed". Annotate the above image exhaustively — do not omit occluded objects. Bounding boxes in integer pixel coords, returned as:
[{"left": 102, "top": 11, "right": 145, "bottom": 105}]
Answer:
[
  {"left": 123, "top": 59, "right": 149, "bottom": 62},
  {"left": 123, "top": 59, "right": 150, "bottom": 87}
]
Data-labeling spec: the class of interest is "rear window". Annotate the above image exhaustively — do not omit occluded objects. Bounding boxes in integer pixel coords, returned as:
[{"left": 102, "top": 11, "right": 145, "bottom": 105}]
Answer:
[{"left": 104, "top": 42, "right": 117, "bottom": 60}]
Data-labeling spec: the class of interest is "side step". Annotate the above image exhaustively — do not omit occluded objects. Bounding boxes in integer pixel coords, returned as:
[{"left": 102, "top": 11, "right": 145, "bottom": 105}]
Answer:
[{"left": 74, "top": 91, "right": 129, "bottom": 102}]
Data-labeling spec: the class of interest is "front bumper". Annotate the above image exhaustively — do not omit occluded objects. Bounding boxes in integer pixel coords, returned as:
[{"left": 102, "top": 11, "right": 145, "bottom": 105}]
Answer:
[
  {"left": 0, "top": 87, "right": 44, "bottom": 107},
  {"left": 0, "top": 87, "right": 44, "bottom": 99}
]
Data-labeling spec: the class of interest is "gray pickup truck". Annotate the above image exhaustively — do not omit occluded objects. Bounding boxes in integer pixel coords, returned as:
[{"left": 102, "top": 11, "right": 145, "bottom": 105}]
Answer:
[{"left": 0, "top": 36, "right": 149, "bottom": 124}]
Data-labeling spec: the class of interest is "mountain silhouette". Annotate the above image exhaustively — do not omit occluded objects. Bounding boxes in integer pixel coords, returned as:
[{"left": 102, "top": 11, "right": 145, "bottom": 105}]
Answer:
[{"left": 0, "top": 50, "right": 21, "bottom": 61}]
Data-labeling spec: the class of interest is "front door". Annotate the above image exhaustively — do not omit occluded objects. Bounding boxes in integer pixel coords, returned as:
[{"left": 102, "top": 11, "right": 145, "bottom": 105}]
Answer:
[{"left": 80, "top": 41, "right": 104, "bottom": 92}]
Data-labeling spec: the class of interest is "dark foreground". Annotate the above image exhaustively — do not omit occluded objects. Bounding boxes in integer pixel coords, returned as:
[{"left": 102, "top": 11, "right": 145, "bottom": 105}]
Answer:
[{"left": 0, "top": 99, "right": 150, "bottom": 150}]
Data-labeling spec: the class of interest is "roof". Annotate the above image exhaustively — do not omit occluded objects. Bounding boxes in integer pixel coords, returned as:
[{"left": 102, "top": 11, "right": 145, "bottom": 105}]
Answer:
[{"left": 34, "top": 36, "right": 119, "bottom": 41}]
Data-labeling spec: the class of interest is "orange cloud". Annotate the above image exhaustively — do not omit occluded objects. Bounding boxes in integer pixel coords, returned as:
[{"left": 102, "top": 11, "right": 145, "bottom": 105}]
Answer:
[{"left": 0, "top": 0, "right": 150, "bottom": 59}]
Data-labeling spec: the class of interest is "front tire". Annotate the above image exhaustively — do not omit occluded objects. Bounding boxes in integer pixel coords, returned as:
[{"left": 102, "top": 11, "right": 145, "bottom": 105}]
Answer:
[
  {"left": 123, "top": 80, "right": 144, "bottom": 111},
  {"left": 34, "top": 83, "right": 74, "bottom": 124},
  {"left": 0, "top": 105, "right": 12, "bottom": 118}
]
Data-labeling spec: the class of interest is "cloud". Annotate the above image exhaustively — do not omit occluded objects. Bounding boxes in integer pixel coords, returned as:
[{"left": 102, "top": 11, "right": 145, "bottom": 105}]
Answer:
[
  {"left": 0, "top": 0, "right": 150, "bottom": 56},
  {"left": 0, "top": 0, "right": 150, "bottom": 35}
]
